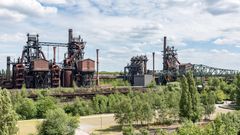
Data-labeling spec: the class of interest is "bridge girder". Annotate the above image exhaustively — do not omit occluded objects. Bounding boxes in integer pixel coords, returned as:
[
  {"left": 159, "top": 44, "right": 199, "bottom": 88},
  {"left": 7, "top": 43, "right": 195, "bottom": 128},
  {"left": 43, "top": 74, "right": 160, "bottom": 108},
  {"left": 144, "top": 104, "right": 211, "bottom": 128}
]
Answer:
[{"left": 190, "top": 64, "right": 238, "bottom": 77}]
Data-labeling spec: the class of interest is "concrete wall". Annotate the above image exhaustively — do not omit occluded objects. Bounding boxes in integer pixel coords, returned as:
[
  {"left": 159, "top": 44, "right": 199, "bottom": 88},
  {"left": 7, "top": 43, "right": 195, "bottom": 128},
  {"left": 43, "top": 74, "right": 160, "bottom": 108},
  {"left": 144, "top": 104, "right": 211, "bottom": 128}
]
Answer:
[{"left": 133, "top": 74, "right": 153, "bottom": 86}]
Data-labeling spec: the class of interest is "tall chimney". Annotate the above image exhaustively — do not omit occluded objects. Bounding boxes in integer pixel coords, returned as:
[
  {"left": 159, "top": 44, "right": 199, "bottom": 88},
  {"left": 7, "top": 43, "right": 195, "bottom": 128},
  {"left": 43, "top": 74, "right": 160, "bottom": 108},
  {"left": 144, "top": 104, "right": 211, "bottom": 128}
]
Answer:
[
  {"left": 163, "top": 36, "right": 167, "bottom": 70},
  {"left": 6, "top": 56, "right": 11, "bottom": 80},
  {"left": 144, "top": 60, "right": 147, "bottom": 74},
  {"left": 68, "top": 29, "right": 73, "bottom": 43},
  {"left": 53, "top": 47, "right": 56, "bottom": 64},
  {"left": 96, "top": 49, "right": 99, "bottom": 86},
  {"left": 152, "top": 52, "right": 155, "bottom": 77}
]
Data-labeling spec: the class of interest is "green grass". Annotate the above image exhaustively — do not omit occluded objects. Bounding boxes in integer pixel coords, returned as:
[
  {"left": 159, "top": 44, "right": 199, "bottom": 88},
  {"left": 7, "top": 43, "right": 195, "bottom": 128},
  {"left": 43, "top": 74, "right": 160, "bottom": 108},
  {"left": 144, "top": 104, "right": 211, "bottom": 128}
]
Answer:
[{"left": 100, "top": 79, "right": 130, "bottom": 87}]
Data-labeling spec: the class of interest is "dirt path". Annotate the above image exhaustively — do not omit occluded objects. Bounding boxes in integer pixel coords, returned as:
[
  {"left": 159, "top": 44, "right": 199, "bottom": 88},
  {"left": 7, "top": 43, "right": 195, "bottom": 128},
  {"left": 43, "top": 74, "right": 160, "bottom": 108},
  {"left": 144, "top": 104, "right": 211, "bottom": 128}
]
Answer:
[
  {"left": 210, "top": 101, "right": 234, "bottom": 120},
  {"left": 76, "top": 114, "right": 116, "bottom": 135}
]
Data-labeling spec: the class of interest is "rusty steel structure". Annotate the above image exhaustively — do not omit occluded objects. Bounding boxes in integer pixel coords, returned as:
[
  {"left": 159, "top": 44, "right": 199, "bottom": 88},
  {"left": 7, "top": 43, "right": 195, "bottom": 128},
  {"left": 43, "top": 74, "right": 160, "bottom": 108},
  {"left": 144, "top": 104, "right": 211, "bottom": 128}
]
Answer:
[
  {"left": 158, "top": 36, "right": 180, "bottom": 84},
  {"left": 124, "top": 55, "right": 148, "bottom": 85},
  {"left": 1, "top": 29, "right": 95, "bottom": 89},
  {"left": 157, "top": 36, "right": 238, "bottom": 85},
  {"left": 61, "top": 29, "right": 95, "bottom": 87}
]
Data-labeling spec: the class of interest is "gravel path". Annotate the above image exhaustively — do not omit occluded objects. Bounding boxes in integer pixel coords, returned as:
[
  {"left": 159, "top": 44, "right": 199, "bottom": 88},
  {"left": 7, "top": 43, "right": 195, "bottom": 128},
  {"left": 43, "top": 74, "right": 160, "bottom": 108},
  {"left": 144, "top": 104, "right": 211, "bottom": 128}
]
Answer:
[{"left": 75, "top": 114, "right": 116, "bottom": 135}]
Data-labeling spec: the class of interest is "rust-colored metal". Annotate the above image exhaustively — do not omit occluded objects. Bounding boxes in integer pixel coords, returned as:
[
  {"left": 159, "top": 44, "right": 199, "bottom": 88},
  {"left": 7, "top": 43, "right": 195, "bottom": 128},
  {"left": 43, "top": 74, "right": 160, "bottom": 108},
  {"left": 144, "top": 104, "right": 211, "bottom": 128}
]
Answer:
[
  {"left": 13, "top": 64, "right": 25, "bottom": 88},
  {"left": 31, "top": 59, "right": 49, "bottom": 71},
  {"left": 53, "top": 47, "right": 56, "bottom": 64},
  {"left": 51, "top": 64, "right": 60, "bottom": 87},
  {"left": 62, "top": 68, "right": 73, "bottom": 87},
  {"left": 152, "top": 52, "right": 155, "bottom": 77},
  {"left": 1, "top": 29, "right": 95, "bottom": 89},
  {"left": 77, "top": 59, "right": 95, "bottom": 72},
  {"left": 96, "top": 49, "right": 99, "bottom": 86}
]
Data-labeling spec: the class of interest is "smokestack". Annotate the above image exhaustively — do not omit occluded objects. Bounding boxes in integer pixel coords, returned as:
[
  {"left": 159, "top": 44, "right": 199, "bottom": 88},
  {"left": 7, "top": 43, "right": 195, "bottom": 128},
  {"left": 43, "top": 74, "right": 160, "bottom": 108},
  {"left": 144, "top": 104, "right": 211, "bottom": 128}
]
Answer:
[
  {"left": 96, "top": 49, "right": 99, "bottom": 86},
  {"left": 6, "top": 56, "right": 11, "bottom": 80},
  {"left": 144, "top": 60, "right": 147, "bottom": 74},
  {"left": 68, "top": 29, "right": 73, "bottom": 43},
  {"left": 53, "top": 47, "right": 56, "bottom": 64},
  {"left": 163, "top": 36, "right": 167, "bottom": 70},
  {"left": 152, "top": 52, "right": 155, "bottom": 77}
]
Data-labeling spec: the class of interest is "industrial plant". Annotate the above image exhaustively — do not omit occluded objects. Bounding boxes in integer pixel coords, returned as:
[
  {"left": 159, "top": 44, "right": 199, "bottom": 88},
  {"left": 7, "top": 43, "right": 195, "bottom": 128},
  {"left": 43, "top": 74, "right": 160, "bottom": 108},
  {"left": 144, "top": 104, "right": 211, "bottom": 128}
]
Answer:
[{"left": 0, "top": 30, "right": 238, "bottom": 89}]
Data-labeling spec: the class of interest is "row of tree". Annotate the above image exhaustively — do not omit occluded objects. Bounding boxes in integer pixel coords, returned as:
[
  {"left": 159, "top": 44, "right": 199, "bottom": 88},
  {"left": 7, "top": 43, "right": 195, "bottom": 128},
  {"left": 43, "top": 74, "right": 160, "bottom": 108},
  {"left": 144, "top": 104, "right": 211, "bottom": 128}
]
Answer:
[{"left": 0, "top": 89, "right": 80, "bottom": 135}]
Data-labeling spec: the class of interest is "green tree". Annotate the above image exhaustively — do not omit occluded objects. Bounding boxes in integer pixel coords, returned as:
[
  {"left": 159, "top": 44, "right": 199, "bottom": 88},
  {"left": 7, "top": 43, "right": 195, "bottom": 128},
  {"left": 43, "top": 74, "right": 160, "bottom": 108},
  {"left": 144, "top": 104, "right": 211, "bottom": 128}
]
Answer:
[
  {"left": 114, "top": 98, "right": 134, "bottom": 126},
  {"left": 107, "top": 94, "right": 123, "bottom": 113},
  {"left": 179, "top": 72, "right": 202, "bottom": 122},
  {"left": 186, "top": 72, "right": 202, "bottom": 122},
  {"left": 92, "top": 95, "right": 108, "bottom": 113},
  {"left": 0, "top": 89, "right": 18, "bottom": 135},
  {"left": 152, "top": 92, "right": 171, "bottom": 124},
  {"left": 36, "top": 96, "right": 57, "bottom": 118},
  {"left": 132, "top": 95, "right": 153, "bottom": 125},
  {"left": 16, "top": 98, "right": 37, "bottom": 119},
  {"left": 235, "top": 74, "right": 240, "bottom": 106},
  {"left": 64, "top": 98, "right": 93, "bottom": 116},
  {"left": 201, "top": 90, "right": 215, "bottom": 119},
  {"left": 38, "top": 108, "right": 79, "bottom": 135},
  {"left": 179, "top": 75, "right": 192, "bottom": 120},
  {"left": 215, "top": 89, "right": 225, "bottom": 103}
]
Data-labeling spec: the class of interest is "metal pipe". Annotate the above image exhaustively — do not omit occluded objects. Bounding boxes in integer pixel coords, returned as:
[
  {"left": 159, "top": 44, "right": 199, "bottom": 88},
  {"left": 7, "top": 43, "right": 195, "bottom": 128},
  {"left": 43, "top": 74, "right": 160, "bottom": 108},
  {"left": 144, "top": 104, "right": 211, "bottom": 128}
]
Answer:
[
  {"left": 68, "top": 29, "right": 73, "bottom": 43},
  {"left": 96, "top": 49, "right": 99, "bottom": 86},
  {"left": 53, "top": 47, "right": 56, "bottom": 64},
  {"left": 163, "top": 36, "right": 167, "bottom": 70},
  {"left": 152, "top": 52, "right": 155, "bottom": 77},
  {"left": 6, "top": 56, "right": 11, "bottom": 80},
  {"left": 144, "top": 60, "right": 147, "bottom": 74}
]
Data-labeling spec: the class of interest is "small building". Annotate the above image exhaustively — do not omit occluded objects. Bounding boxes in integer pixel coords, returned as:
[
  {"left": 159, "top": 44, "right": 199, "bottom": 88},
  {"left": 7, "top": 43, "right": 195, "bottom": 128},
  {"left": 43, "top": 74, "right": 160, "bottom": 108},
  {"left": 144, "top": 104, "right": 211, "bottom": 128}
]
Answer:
[{"left": 133, "top": 74, "right": 154, "bottom": 87}]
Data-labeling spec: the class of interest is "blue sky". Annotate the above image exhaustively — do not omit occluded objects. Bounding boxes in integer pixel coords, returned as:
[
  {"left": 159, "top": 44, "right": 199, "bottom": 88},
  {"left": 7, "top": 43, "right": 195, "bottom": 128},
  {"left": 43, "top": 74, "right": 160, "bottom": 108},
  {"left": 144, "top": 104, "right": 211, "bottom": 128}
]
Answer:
[{"left": 0, "top": 0, "right": 240, "bottom": 71}]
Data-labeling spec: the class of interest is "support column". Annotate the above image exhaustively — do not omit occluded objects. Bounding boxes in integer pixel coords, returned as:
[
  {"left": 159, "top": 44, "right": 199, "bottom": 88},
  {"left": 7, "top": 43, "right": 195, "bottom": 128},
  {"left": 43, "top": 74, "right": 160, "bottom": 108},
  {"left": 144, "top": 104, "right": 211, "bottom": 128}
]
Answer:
[{"left": 96, "top": 49, "right": 99, "bottom": 86}]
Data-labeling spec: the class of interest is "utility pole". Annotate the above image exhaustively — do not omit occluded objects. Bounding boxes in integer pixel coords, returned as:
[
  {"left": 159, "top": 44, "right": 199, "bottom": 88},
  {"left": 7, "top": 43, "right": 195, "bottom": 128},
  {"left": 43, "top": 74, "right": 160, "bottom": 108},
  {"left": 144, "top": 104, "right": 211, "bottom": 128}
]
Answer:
[
  {"left": 96, "top": 49, "right": 99, "bottom": 86},
  {"left": 152, "top": 52, "right": 155, "bottom": 77}
]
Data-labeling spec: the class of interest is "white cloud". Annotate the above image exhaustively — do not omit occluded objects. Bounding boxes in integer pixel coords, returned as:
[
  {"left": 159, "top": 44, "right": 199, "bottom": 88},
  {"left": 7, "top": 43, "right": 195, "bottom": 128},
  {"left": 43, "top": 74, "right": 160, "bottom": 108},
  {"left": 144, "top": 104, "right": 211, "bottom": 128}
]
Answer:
[
  {"left": 0, "top": 9, "right": 26, "bottom": 22},
  {"left": 38, "top": 0, "right": 67, "bottom": 4},
  {"left": 0, "top": 0, "right": 240, "bottom": 71},
  {"left": 0, "top": 0, "right": 57, "bottom": 21},
  {"left": 0, "top": 33, "right": 25, "bottom": 42}
]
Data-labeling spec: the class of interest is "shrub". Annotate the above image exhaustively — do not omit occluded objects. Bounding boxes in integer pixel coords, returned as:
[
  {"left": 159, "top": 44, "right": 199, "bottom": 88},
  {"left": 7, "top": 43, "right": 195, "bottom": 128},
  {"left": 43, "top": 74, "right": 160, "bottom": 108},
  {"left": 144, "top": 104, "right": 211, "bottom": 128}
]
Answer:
[
  {"left": 0, "top": 89, "right": 18, "bottom": 135},
  {"left": 16, "top": 98, "right": 37, "bottom": 119},
  {"left": 215, "top": 90, "right": 225, "bottom": 103},
  {"left": 36, "top": 96, "right": 58, "bottom": 118},
  {"left": 64, "top": 98, "right": 93, "bottom": 116},
  {"left": 122, "top": 126, "right": 134, "bottom": 135},
  {"left": 38, "top": 108, "right": 79, "bottom": 135}
]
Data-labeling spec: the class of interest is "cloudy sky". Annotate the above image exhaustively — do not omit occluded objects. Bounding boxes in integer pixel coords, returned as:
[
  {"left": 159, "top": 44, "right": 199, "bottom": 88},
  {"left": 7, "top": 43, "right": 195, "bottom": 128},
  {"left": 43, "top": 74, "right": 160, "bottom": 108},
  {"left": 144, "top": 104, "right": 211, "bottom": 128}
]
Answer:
[{"left": 0, "top": 0, "right": 240, "bottom": 71}]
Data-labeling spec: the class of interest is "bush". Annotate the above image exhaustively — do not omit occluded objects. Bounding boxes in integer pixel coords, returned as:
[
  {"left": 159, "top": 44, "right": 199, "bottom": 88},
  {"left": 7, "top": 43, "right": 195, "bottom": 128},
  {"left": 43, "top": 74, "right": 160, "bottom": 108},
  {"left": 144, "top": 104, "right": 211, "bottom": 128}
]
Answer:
[
  {"left": 36, "top": 96, "right": 58, "bottom": 118},
  {"left": 177, "top": 121, "right": 202, "bottom": 135},
  {"left": 92, "top": 95, "right": 108, "bottom": 113},
  {"left": 207, "top": 111, "right": 240, "bottom": 135},
  {"left": 0, "top": 89, "right": 18, "bottom": 135},
  {"left": 146, "top": 81, "right": 156, "bottom": 88},
  {"left": 122, "top": 126, "right": 134, "bottom": 135},
  {"left": 139, "top": 128, "right": 150, "bottom": 135},
  {"left": 64, "top": 98, "right": 93, "bottom": 116},
  {"left": 215, "top": 90, "right": 225, "bottom": 103},
  {"left": 16, "top": 98, "right": 37, "bottom": 119},
  {"left": 38, "top": 108, "right": 79, "bottom": 135}
]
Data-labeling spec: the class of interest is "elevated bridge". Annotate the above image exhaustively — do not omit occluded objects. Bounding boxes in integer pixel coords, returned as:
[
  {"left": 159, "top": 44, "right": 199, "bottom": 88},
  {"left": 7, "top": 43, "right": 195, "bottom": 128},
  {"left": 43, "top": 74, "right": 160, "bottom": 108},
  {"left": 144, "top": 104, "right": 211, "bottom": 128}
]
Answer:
[{"left": 179, "top": 63, "right": 238, "bottom": 77}]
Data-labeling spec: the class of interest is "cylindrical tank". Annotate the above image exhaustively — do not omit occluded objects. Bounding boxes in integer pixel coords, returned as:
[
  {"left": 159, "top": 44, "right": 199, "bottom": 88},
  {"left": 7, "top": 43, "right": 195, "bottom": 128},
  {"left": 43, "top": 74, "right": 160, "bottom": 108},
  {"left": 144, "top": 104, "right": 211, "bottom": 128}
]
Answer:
[{"left": 62, "top": 68, "right": 73, "bottom": 87}]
